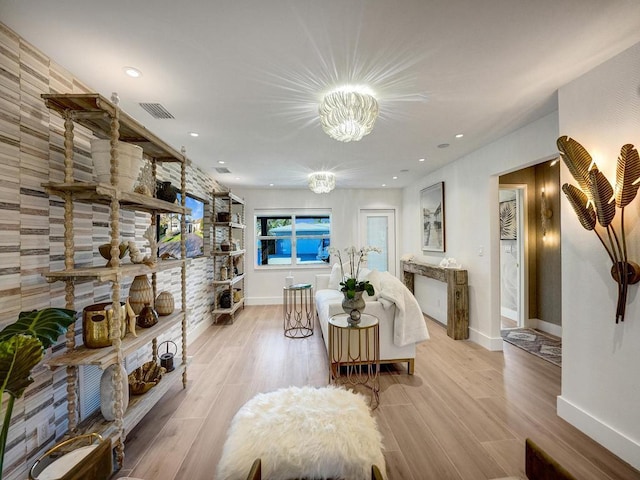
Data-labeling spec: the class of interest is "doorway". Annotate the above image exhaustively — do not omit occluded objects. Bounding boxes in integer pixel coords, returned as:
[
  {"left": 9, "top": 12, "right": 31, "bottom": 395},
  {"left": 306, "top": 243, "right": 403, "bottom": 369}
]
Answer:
[
  {"left": 498, "top": 159, "right": 562, "bottom": 336},
  {"left": 359, "top": 209, "right": 396, "bottom": 275}
]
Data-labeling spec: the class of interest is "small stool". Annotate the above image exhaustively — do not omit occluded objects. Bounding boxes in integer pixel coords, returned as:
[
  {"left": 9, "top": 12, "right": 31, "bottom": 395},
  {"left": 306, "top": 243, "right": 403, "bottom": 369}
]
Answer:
[{"left": 282, "top": 283, "right": 314, "bottom": 338}]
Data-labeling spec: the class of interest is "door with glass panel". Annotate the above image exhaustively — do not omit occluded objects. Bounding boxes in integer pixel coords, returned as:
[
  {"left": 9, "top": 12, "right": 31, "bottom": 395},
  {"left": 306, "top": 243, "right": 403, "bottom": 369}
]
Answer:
[{"left": 359, "top": 209, "right": 396, "bottom": 275}]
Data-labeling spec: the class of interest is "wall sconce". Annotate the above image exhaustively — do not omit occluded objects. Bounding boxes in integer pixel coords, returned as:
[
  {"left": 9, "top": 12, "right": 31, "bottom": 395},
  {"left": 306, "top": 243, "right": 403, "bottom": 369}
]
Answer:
[{"left": 558, "top": 136, "right": 640, "bottom": 323}]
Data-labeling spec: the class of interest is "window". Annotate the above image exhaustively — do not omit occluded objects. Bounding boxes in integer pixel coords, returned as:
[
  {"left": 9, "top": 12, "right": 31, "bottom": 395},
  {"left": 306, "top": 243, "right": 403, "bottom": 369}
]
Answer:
[{"left": 256, "top": 211, "right": 331, "bottom": 267}]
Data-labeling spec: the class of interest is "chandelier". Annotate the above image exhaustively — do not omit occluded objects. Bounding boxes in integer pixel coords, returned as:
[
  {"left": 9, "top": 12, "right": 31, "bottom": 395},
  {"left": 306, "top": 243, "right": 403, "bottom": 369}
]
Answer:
[
  {"left": 308, "top": 172, "right": 336, "bottom": 194},
  {"left": 319, "top": 87, "right": 379, "bottom": 142}
]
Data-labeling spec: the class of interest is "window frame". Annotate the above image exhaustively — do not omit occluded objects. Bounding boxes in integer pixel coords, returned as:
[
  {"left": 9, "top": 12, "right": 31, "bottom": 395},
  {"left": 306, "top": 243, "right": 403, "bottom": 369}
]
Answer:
[{"left": 255, "top": 209, "right": 332, "bottom": 269}]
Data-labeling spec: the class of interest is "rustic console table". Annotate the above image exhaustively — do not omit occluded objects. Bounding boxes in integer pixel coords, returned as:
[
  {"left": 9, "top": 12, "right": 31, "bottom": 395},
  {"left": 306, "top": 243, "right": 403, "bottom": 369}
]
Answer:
[{"left": 401, "top": 259, "right": 469, "bottom": 340}]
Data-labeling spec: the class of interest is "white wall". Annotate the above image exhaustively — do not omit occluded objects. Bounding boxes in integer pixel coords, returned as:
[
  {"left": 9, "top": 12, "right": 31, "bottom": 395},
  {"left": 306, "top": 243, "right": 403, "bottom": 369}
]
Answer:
[
  {"left": 402, "top": 113, "right": 559, "bottom": 349},
  {"left": 233, "top": 187, "right": 403, "bottom": 304},
  {"left": 557, "top": 42, "right": 640, "bottom": 469}
]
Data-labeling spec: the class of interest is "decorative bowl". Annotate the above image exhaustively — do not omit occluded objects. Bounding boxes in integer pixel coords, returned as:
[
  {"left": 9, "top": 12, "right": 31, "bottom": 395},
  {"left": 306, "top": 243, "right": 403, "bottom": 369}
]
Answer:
[
  {"left": 98, "top": 243, "right": 129, "bottom": 266},
  {"left": 128, "top": 361, "right": 165, "bottom": 395}
]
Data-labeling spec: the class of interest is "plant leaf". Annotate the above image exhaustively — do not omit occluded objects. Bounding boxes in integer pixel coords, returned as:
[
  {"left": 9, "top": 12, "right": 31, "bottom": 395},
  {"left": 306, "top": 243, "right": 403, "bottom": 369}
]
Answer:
[
  {"left": 615, "top": 144, "right": 640, "bottom": 208},
  {"left": 0, "top": 335, "right": 43, "bottom": 399},
  {"left": 557, "top": 136, "right": 594, "bottom": 196},
  {"left": 0, "top": 308, "right": 76, "bottom": 349},
  {"left": 562, "top": 183, "right": 596, "bottom": 230},
  {"left": 588, "top": 168, "right": 616, "bottom": 227}
]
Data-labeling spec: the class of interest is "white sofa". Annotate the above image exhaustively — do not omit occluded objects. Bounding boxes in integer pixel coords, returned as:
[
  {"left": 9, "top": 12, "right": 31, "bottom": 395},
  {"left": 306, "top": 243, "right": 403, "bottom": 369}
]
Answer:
[{"left": 314, "top": 269, "right": 429, "bottom": 375}]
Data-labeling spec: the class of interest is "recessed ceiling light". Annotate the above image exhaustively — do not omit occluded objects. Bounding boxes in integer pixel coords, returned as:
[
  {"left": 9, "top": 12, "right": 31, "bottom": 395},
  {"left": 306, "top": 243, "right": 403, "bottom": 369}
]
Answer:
[
  {"left": 418, "top": 158, "right": 425, "bottom": 162},
  {"left": 189, "top": 132, "right": 199, "bottom": 137},
  {"left": 269, "top": 183, "right": 274, "bottom": 187},
  {"left": 455, "top": 133, "right": 464, "bottom": 138},
  {"left": 392, "top": 176, "right": 398, "bottom": 180},
  {"left": 123, "top": 66, "right": 142, "bottom": 78},
  {"left": 381, "top": 184, "right": 387, "bottom": 187},
  {"left": 437, "top": 143, "right": 450, "bottom": 149},
  {"left": 218, "top": 160, "right": 225, "bottom": 164},
  {"left": 235, "top": 177, "right": 240, "bottom": 180}
]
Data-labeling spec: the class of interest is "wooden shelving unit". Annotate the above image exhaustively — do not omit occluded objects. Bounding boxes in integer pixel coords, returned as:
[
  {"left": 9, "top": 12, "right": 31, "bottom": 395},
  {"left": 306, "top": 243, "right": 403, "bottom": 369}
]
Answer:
[
  {"left": 41, "top": 92, "right": 189, "bottom": 467},
  {"left": 212, "top": 191, "right": 246, "bottom": 323}
]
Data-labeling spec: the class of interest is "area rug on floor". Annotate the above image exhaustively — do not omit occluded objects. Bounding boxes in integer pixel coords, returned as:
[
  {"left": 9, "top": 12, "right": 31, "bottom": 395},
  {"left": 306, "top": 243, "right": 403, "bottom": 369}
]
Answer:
[
  {"left": 216, "top": 385, "right": 385, "bottom": 480},
  {"left": 501, "top": 328, "right": 562, "bottom": 367}
]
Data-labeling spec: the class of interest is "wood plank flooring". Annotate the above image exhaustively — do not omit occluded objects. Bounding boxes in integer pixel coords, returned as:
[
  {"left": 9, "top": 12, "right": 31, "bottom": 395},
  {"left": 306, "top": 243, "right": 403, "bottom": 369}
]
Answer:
[{"left": 114, "top": 305, "right": 639, "bottom": 480}]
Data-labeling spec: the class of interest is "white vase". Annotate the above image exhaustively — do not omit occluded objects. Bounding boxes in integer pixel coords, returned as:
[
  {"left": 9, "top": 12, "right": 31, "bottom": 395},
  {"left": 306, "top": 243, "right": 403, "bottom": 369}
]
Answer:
[
  {"left": 100, "top": 363, "right": 129, "bottom": 421},
  {"left": 91, "top": 138, "right": 143, "bottom": 191}
]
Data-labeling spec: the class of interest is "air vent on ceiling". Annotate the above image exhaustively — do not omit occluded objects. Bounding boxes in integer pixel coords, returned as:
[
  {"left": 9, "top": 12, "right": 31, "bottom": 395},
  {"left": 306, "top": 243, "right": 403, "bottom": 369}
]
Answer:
[
  {"left": 139, "top": 103, "right": 175, "bottom": 119},
  {"left": 216, "top": 167, "right": 231, "bottom": 174}
]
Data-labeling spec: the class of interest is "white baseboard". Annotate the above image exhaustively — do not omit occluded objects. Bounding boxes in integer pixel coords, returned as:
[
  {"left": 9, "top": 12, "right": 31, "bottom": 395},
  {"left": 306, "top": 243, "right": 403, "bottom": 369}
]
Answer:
[
  {"left": 469, "top": 327, "right": 504, "bottom": 351},
  {"left": 245, "top": 296, "right": 281, "bottom": 306},
  {"left": 557, "top": 395, "right": 640, "bottom": 470},
  {"left": 187, "top": 318, "right": 212, "bottom": 345},
  {"left": 528, "top": 318, "right": 562, "bottom": 337}
]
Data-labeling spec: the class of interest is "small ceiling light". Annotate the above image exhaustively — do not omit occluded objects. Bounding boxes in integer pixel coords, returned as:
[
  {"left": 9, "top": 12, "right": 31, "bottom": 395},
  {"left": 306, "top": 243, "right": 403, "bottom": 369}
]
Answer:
[
  {"left": 392, "top": 176, "right": 398, "bottom": 180},
  {"left": 123, "top": 66, "right": 142, "bottom": 78},
  {"left": 308, "top": 172, "right": 336, "bottom": 194},
  {"left": 455, "top": 133, "right": 464, "bottom": 138},
  {"left": 319, "top": 86, "right": 379, "bottom": 142},
  {"left": 218, "top": 160, "right": 225, "bottom": 164},
  {"left": 189, "top": 132, "right": 199, "bottom": 137},
  {"left": 381, "top": 183, "right": 387, "bottom": 187},
  {"left": 419, "top": 158, "right": 425, "bottom": 162},
  {"left": 269, "top": 183, "right": 274, "bottom": 187}
]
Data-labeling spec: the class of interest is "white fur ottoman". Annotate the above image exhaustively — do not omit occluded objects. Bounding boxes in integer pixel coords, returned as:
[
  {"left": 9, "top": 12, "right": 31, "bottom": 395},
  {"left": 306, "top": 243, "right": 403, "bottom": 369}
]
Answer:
[{"left": 216, "top": 386, "right": 385, "bottom": 480}]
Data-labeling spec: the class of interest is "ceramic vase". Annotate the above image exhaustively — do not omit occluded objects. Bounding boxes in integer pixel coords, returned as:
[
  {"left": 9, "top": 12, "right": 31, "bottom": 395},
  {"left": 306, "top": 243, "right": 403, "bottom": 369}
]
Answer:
[
  {"left": 156, "top": 180, "right": 178, "bottom": 203},
  {"left": 129, "top": 275, "right": 153, "bottom": 315},
  {"left": 100, "top": 363, "right": 129, "bottom": 421},
  {"left": 155, "top": 291, "right": 175, "bottom": 316},
  {"left": 91, "top": 138, "right": 143, "bottom": 191},
  {"left": 137, "top": 303, "right": 159, "bottom": 328},
  {"left": 341, "top": 290, "right": 366, "bottom": 326}
]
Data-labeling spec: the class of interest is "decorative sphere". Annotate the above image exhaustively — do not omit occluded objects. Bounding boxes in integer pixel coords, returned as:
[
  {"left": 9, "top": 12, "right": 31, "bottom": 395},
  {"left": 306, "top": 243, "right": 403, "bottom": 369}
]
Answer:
[{"left": 155, "top": 291, "right": 175, "bottom": 316}]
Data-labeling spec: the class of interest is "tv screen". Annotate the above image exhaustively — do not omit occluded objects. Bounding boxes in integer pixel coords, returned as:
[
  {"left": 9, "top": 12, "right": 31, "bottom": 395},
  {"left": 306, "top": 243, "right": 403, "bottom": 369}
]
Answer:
[{"left": 157, "top": 193, "right": 206, "bottom": 259}]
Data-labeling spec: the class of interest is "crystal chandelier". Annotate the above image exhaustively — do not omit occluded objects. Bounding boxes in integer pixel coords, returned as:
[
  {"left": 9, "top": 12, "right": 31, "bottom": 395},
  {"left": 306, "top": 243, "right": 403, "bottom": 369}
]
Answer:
[
  {"left": 308, "top": 172, "right": 336, "bottom": 194},
  {"left": 319, "top": 87, "right": 379, "bottom": 142}
]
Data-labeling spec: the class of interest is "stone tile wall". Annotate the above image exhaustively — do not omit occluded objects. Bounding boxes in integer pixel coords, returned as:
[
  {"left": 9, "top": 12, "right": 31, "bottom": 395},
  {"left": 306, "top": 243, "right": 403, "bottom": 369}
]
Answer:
[{"left": 0, "top": 23, "right": 221, "bottom": 479}]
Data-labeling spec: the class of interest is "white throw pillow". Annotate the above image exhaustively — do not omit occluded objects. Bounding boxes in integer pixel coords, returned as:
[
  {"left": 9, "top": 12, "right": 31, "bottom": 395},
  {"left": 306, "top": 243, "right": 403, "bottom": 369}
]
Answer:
[
  {"left": 361, "top": 269, "right": 381, "bottom": 300},
  {"left": 328, "top": 263, "right": 343, "bottom": 290}
]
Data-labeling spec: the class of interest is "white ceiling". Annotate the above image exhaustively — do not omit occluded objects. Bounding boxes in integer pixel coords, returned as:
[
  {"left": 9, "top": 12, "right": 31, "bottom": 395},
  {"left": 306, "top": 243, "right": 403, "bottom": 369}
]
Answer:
[{"left": 3, "top": 1, "right": 640, "bottom": 190}]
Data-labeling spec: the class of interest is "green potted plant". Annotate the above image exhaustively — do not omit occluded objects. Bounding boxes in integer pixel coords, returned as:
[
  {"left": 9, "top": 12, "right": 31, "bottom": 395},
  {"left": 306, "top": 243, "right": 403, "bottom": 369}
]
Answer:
[{"left": 0, "top": 307, "right": 76, "bottom": 478}]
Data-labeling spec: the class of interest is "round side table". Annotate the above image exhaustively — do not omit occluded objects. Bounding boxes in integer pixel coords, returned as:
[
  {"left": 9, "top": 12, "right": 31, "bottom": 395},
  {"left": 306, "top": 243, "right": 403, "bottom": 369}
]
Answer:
[
  {"left": 283, "top": 283, "right": 314, "bottom": 338},
  {"left": 328, "top": 313, "right": 380, "bottom": 408}
]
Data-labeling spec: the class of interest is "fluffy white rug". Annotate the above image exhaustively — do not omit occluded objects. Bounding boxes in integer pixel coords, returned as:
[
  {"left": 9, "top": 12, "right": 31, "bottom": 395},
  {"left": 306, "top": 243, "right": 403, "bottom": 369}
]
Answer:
[{"left": 216, "top": 386, "right": 385, "bottom": 480}]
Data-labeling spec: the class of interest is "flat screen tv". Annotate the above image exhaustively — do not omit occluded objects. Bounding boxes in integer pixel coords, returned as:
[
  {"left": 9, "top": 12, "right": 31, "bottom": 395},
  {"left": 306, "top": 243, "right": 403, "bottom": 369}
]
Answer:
[{"left": 157, "top": 193, "right": 206, "bottom": 259}]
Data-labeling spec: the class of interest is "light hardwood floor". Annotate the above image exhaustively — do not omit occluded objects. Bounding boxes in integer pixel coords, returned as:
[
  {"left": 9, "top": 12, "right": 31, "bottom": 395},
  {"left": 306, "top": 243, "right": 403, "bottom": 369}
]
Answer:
[{"left": 114, "top": 305, "right": 640, "bottom": 480}]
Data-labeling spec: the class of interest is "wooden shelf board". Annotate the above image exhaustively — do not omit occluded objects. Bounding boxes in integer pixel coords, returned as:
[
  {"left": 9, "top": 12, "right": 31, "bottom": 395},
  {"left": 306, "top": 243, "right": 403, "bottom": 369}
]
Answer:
[
  {"left": 211, "top": 249, "right": 245, "bottom": 257},
  {"left": 212, "top": 191, "right": 245, "bottom": 205},
  {"left": 42, "top": 93, "right": 186, "bottom": 163},
  {"left": 43, "top": 182, "right": 188, "bottom": 214},
  {"left": 212, "top": 274, "right": 245, "bottom": 286},
  {"left": 212, "top": 299, "right": 244, "bottom": 315},
  {"left": 45, "top": 259, "right": 183, "bottom": 282},
  {"left": 46, "top": 312, "right": 185, "bottom": 368},
  {"left": 213, "top": 221, "right": 245, "bottom": 229},
  {"left": 74, "top": 358, "right": 188, "bottom": 442}
]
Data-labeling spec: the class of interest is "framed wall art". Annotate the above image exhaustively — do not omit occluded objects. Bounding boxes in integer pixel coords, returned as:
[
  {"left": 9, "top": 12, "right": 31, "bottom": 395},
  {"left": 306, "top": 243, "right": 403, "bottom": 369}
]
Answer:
[
  {"left": 499, "top": 199, "right": 517, "bottom": 240},
  {"left": 420, "top": 182, "right": 445, "bottom": 252}
]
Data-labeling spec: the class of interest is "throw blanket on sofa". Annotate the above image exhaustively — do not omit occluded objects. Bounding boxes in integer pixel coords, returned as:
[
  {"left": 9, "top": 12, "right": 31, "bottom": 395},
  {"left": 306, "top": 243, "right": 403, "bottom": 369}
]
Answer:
[{"left": 378, "top": 271, "right": 430, "bottom": 347}]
